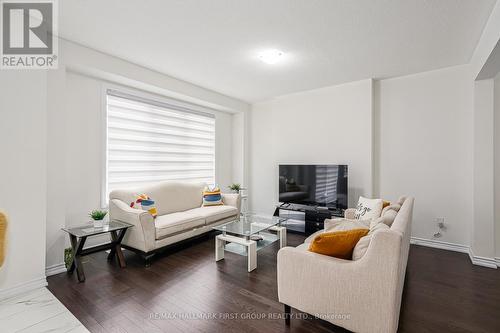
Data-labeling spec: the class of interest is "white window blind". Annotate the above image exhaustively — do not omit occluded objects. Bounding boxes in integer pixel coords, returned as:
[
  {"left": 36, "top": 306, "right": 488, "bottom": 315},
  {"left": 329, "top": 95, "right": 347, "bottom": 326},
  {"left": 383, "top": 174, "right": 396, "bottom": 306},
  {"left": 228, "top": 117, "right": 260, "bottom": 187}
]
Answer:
[{"left": 105, "top": 90, "right": 215, "bottom": 199}]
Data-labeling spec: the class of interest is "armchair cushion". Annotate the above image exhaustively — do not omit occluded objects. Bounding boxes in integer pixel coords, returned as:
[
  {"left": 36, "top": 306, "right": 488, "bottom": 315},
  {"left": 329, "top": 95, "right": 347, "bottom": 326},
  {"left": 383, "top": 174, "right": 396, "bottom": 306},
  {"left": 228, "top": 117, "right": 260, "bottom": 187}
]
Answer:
[
  {"left": 354, "top": 196, "right": 383, "bottom": 219},
  {"left": 325, "top": 218, "right": 370, "bottom": 232},
  {"left": 344, "top": 208, "right": 356, "bottom": 219},
  {"left": 352, "top": 222, "right": 390, "bottom": 260},
  {"left": 308, "top": 228, "right": 369, "bottom": 259}
]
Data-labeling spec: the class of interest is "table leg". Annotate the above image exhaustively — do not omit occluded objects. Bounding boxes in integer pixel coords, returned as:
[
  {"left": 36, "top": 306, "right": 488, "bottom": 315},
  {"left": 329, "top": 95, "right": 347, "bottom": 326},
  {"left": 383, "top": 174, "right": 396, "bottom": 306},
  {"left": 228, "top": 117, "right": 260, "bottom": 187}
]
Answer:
[
  {"left": 247, "top": 240, "right": 257, "bottom": 272},
  {"left": 215, "top": 235, "right": 225, "bottom": 261},
  {"left": 69, "top": 235, "right": 87, "bottom": 282},
  {"left": 269, "top": 225, "right": 287, "bottom": 248},
  {"left": 277, "top": 226, "right": 287, "bottom": 248},
  {"left": 109, "top": 229, "right": 127, "bottom": 268}
]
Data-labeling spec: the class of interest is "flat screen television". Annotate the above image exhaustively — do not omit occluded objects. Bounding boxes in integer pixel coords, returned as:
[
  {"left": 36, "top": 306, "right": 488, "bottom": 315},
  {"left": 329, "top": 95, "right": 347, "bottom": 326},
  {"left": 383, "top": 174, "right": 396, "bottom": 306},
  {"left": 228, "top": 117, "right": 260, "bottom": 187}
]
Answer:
[{"left": 279, "top": 164, "right": 348, "bottom": 210}]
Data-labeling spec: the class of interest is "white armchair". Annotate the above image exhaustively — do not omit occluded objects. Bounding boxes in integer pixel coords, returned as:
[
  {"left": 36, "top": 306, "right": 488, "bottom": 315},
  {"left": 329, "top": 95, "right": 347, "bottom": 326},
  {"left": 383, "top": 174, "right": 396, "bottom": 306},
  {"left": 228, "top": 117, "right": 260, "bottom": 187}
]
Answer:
[{"left": 277, "top": 197, "right": 414, "bottom": 333}]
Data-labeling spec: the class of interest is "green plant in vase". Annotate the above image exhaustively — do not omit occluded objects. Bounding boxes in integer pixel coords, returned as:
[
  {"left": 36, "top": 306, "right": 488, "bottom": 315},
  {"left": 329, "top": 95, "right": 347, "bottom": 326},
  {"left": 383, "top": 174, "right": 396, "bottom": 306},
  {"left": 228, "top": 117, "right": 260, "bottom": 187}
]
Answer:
[
  {"left": 89, "top": 209, "right": 107, "bottom": 228},
  {"left": 228, "top": 183, "right": 241, "bottom": 193},
  {"left": 64, "top": 247, "right": 72, "bottom": 269}
]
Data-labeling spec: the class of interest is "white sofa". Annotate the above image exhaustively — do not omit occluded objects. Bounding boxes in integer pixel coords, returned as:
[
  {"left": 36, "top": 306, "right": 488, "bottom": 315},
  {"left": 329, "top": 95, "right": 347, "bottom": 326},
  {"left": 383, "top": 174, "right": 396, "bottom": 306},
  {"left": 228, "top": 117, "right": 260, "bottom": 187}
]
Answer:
[
  {"left": 277, "top": 197, "right": 414, "bottom": 333},
  {"left": 109, "top": 181, "right": 240, "bottom": 265}
]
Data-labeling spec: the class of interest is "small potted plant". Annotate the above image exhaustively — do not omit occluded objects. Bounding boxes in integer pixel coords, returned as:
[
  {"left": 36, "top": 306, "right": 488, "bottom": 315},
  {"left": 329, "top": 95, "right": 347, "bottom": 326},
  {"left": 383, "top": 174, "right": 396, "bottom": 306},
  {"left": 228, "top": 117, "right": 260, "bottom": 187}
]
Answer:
[
  {"left": 89, "top": 209, "right": 107, "bottom": 228},
  {"left": 228, "top": 183, "right": 242, "bottom": 194},
  {"left": 64, "top": 247, "right": 72, "bottom": 269}
]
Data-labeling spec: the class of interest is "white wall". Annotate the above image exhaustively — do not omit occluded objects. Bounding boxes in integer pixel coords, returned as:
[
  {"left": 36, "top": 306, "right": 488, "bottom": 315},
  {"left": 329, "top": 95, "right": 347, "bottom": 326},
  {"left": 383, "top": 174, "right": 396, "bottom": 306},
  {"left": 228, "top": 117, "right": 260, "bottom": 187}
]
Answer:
[
  {"left": 232, "top": 112, "right": 246, "bottom": 186},
  {"left": 0, "top": 71, "right": 48, "bottom": 298},
  {"left": 375, "top": 66, "right": 474, "bottom": 246},
  {"left": 495, "top": 73, "right": 500, "bottom": 258},
  {"left": 470, "top": 2, "right": 500, "bottom": 79},
  {"left": 45, "top": 40, "right": 248, "bottom": 271},
  {"left": 472, "top": 79, "right": 496, "bottom": 258},
  {"left": 248, "top": 65, "right": 476, "bottom": 247},
  {"left": 249, "top": 79, "right": 374, "bottom": 214}
]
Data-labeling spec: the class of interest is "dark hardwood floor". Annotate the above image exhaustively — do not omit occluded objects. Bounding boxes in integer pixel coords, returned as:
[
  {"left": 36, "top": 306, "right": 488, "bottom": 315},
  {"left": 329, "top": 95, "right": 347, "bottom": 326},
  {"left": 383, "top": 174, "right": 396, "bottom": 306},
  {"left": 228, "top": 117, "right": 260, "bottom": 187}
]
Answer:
[{"left": 47, "top": 232, "right": 500, "bottom": 333}]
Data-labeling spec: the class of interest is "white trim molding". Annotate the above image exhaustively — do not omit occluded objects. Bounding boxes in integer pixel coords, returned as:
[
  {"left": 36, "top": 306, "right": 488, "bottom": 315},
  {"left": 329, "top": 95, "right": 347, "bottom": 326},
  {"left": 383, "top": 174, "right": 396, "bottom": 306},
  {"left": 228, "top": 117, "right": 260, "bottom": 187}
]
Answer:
[
  {"left": 410, "top": 237, "right": 498, "bottom": 269},
  {"left": 45, "top": 263, "right": 67, "bottom": 277},
  {"left": 410, "top": 237, "right": 469, "bottom": 254},
  {"left": 468, "top": 249, "right": 498, "bottom": 269},
  {"left": 0, "top": 277, "right": 48, "bottom": 301}
]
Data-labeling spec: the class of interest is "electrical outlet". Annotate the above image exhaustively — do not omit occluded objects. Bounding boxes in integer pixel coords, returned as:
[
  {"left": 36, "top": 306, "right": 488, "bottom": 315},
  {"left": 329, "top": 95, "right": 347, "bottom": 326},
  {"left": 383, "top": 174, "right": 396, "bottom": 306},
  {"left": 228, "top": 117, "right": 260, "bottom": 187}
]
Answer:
[
  {"left": 434, "top": 217, "right": 446, "bottom": 231},
  {"left": 435, "top": 217, "right": 444, "bottom": 225}
]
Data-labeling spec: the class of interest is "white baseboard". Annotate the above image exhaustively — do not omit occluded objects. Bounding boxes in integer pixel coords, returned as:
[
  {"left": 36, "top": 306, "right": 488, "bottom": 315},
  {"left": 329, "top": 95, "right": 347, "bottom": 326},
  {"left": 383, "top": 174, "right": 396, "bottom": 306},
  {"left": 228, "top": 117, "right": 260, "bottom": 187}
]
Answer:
[
  {"left": 45, "top": 263, "right": 67, "bottom": 277},
  {"left": 410, "top": 237, "right": 498, "bottom": 269},
  {"left": 468, "top": 249, "right": 498, "bottom": 269},
  {"left": 0, "top": 277, "right": 47, "bottom": 301},
  {"left": 410, "top": 237, "right": 469, "bottom": 254},
  {"left": 44, "top": 233, "right": 110, "bottom": 277}
]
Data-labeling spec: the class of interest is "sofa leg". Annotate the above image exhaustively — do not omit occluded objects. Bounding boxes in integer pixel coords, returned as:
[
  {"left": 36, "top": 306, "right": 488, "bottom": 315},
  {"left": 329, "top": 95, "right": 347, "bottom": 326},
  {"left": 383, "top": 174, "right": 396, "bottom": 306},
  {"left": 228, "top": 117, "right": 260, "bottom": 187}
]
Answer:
[
  {"left": 284, "top": 304, "right": 291, "bottom": 325},
  {"left": 143, "top": 253, "right": 155, "bottom": 267}
]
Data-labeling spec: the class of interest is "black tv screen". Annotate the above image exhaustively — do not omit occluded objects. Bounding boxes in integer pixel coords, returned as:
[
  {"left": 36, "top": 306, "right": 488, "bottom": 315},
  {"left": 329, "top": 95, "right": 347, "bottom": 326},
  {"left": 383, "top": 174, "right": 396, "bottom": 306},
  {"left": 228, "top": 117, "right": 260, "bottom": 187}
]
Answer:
[{"left": 279, "top": 165, "right": 348, "bottom": 210}]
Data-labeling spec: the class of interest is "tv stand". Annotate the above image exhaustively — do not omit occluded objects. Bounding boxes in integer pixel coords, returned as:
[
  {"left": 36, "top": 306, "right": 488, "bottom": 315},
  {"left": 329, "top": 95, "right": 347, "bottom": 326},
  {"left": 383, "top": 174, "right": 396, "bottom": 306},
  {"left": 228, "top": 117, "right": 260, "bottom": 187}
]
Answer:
[{"left": 273, "top": 204, "right": 344, "bottom": 235}]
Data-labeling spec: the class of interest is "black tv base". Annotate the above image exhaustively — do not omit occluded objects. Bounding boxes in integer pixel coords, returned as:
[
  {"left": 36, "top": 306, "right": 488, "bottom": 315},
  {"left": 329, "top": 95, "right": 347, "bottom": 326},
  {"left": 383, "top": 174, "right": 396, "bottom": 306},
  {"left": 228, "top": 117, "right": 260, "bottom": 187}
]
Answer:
[{"left": 273, "top": 204, "right": 344, "bottom": 235}]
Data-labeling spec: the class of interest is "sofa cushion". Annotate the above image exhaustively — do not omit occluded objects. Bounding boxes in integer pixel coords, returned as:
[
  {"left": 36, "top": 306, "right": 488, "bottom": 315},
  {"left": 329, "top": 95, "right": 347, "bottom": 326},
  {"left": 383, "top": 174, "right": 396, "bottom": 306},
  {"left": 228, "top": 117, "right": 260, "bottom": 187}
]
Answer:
[
  {"left": 110, "top": 181, "right": 205, "bottom": 216},
  {"left": 155, "top": 212, "right": 205, "bottom": 240},
  {"left": 187, "top": 205, "right": 238, "bottom": 224}
]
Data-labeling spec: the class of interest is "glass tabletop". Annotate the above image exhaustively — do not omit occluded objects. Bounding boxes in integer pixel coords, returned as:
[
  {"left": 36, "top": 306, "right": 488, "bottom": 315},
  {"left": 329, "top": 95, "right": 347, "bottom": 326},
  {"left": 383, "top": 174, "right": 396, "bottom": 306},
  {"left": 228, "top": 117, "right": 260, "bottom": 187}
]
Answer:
[
  {"left": 212, "top": 214, "right": 286, "bottom": 237},
  {"left": 62, "top": 220, "right": 133, "bottom": 237}
]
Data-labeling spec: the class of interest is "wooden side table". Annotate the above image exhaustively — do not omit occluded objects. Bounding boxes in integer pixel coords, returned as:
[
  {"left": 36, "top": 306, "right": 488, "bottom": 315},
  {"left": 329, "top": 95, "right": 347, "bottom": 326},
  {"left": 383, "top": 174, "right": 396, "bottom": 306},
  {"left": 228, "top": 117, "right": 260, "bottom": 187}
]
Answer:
[{"left": 62, "top": 221, "right": 132, "bottom": 282}]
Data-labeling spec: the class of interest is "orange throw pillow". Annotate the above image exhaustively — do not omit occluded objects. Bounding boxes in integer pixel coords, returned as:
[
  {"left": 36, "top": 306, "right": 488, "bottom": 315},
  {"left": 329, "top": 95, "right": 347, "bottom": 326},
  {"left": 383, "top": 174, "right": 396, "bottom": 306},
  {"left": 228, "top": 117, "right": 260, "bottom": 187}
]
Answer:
[{"left": 308, "top": 228, "right": 369, "bottom": 259}]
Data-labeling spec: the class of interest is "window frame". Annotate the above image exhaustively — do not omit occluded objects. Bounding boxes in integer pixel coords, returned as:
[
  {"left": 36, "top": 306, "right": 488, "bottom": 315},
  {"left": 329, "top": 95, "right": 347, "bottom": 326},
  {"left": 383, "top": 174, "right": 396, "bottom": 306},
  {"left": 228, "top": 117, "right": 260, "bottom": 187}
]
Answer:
[{"left": 100, "top": 83, "right": 217, "bottom": 208}]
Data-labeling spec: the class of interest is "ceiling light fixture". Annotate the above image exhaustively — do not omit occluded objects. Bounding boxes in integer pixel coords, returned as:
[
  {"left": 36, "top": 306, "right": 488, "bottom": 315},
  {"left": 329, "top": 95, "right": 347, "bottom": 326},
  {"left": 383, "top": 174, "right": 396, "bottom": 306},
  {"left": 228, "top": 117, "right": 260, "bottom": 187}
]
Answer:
[{"left": 258, "top": 49, "right": 285, "bottom": 64}]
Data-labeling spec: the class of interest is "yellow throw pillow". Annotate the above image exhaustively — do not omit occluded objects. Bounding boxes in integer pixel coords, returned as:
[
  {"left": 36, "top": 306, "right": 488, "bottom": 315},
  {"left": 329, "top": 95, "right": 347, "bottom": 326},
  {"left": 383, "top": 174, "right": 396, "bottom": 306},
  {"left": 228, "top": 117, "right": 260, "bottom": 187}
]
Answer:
[
  {"left": 203, "top": 186, "right": 223, "bottom": 206},
  {"left": 308, "top": 228, "right": 369, "bottom": 259}
]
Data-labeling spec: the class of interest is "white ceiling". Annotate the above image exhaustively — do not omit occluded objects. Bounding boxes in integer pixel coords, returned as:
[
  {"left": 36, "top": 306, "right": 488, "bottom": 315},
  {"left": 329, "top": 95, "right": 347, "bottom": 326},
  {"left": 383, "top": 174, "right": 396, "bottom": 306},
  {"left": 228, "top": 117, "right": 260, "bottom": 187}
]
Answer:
[{"left": 59, "top": 0, "right": 497, "bottom": 103}]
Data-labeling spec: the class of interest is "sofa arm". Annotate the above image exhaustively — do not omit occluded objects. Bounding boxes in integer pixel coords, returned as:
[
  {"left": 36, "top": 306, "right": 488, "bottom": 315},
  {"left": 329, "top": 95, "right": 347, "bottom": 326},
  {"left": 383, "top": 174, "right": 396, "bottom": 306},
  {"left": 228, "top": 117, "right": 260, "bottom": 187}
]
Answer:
[
  {"left": 221, "top": 193, "right": 241, "bottom": 215},
  {"left": 277, "top": 230, "right": 403, "bottom": 333},
  {"left": 109, "top": 199, "right": 156, "bottom": 253},
  {"left": 344, "top": 208, "right": 356, "bottom": 219}
]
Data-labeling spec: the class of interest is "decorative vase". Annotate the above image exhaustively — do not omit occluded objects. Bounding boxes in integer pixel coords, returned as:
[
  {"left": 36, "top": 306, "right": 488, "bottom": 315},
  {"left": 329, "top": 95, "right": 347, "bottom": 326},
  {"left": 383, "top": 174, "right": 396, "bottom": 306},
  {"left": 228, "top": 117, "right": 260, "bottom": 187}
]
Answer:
[{"left": 93, "top": 219, "right": 104, "bottom": 228}]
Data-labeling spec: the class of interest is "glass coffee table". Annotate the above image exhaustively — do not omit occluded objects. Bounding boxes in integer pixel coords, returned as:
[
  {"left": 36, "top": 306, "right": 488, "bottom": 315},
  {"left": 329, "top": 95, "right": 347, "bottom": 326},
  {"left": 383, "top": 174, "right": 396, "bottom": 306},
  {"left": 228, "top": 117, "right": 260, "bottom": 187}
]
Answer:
[{"left": 212, "top": 214, "right": 287, "bottom": 272}]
